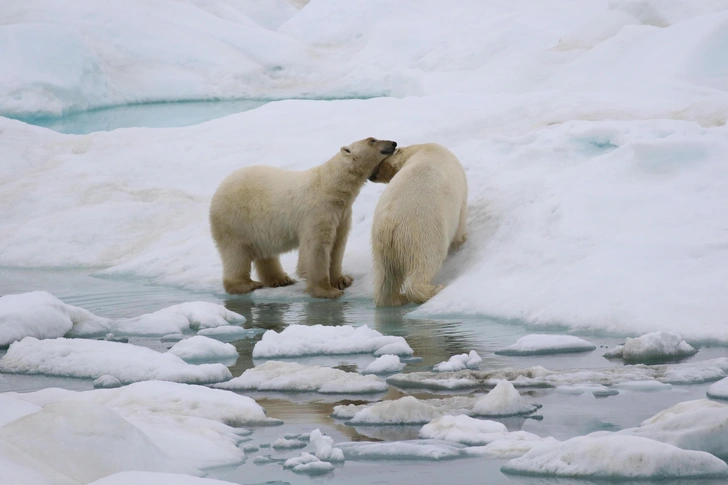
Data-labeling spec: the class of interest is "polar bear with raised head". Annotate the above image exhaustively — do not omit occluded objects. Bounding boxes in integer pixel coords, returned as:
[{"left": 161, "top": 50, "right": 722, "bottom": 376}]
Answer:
[
  {"left": 369, "top": 143, "right": 467, "bottom": 306},
  {"left": 210, "top": 137, "right": 397, "bottom": 299}
]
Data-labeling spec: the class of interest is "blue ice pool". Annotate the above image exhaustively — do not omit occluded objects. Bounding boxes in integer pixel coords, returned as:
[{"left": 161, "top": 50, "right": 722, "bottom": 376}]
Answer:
[{"left": 9, "top": 99, "right": 269, "bottom": 134}]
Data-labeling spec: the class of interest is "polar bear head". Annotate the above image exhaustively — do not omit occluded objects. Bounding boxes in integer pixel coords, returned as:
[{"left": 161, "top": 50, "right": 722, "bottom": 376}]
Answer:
[
  {"left": 340, "top": 137, "right": 397, "bottom": 177},
  {"left": 368, "top": 146, "right": 407, "bottom": 183}
]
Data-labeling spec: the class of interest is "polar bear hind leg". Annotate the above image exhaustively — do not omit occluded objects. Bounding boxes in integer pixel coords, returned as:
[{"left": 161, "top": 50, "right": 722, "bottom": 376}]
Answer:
[
  {"left": 373, "top": 263, "right": 408, "bottom": 307},
  {"left": 218, "top": 240, "right": 264, "bottom": 294}
]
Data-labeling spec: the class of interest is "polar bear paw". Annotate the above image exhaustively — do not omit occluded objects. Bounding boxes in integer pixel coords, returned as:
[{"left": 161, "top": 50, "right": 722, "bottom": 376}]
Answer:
[
  {"left": 223, "top": 280, "right": 264, "bottom": 294},
  {"left": 309, "top": 286, "right": 345, "bottom": 299},
  {"left": 263, "top": 274, "right": 297, "bottom": 288},
  {"left": 331, "top": 275, "right": 354, "bottom": 290}
]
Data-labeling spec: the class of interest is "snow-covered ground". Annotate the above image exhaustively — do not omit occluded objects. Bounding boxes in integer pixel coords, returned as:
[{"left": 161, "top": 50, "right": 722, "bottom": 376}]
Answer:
[{"left": 2, "top": 0, "right": 728, "bottom": 342}]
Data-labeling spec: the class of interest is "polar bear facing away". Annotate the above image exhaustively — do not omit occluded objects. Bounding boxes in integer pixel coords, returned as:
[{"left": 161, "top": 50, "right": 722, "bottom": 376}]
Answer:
[
  {"left": 210, "top": 137, "right": 397, "bottom": 299},
  {"left": 369, "top": 143, "right": 467, "bottom": 306}
]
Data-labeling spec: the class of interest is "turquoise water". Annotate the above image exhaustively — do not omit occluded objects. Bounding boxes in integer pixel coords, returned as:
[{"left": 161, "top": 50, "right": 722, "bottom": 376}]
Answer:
[
  {"left": 1, "top": 269, "right": 727, "bottom": 485},
  {"left": 10, "top": 99, "right": 268, "bottom": 134}
]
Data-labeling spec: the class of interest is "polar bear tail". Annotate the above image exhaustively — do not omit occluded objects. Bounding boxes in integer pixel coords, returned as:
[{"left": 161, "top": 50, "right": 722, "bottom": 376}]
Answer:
[{"left": 402, "top": 277, "right": 444, "bottom": 305}]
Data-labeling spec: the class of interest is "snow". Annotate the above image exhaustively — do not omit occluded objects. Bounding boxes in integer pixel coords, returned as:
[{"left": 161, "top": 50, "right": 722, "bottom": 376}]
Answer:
[
  {"left": 283, "top": 452, "right": 334, "bottom": 475},
  {"left": 433, "top": 351, "right": 482, "bottom": 372},
  {"left": 0, "top": 394, "right": 41, "bottom": 426},
  {"left": 419, "top": 415, "right": 558, "bottom": 457},
  {"left": 87, "top": 472, "right": 240, "bottom": 485},
  {"left": 593, "top": 399, "right": 728, "bottom": 459},
  {"left": 344, "top": 396, "right": 444, "bottom": 425},
  {"left": 0, "top": 291, "right": 246, "bottom": 345},
  {"left": 272, "top": 437, "right": 307, "bottom": 450},
  {"left": 603, "top": 331, "right": 698, "bottom": 362},
  {"left": 471, "top": 380, "right": 540, "bottom": 417},
  {"left": 0, "top": 337, "right": 232, "bottom": 384},
  {"left": 252, "top": 324, "right": 413, "bottom": 358},
  {"left": 93, "top": 375, "right": 122, "bottom": 389},
  {"left": 2, "top": 2, "right": 728, "bottom": 341},
  {"left": 214, "top": 360, "right": 388, "bottom": 394},
  {"left": 502, "top": 435, "right": 728, "bottom": 479},
  {"left": 495, "top": 335, "right": 596, "bottom": 356},
  {"left": 167, "top": 336, "right": 238, "bottom": 362},
  {"left": 363, "top": 354, "right": 406, "bottom": 374},
  {"left": 0, "top": 400, "right": 199, "bottom": 484},
  {"left": 310, "top": 428, "right": 345, "bottom": 462},
  {"left": 708, "top": 376, "right": 728, "bottom": 400},
  {"left": 4, "top": 381, "right": 279, "bottom": 470},
  {"left": 387, "top": 358, "right": 728, "bottom": 391}
]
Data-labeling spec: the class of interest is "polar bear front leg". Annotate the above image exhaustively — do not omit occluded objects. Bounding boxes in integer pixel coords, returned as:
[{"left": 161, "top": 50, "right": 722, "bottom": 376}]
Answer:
[
  {"left": 300, "top": 227, "right": 344, "bottom": 299},
  {"left": 329, "top": 209, "right": 354, "bottom": 290}
]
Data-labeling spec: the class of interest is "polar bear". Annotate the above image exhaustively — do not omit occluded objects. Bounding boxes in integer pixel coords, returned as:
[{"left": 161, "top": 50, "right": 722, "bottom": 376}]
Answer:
[
  {"left": 210, "top": 137, "right": 397, "bottom": 299},
  {"left": 369, "top": 143, "right": 467, "bottom": 306}
]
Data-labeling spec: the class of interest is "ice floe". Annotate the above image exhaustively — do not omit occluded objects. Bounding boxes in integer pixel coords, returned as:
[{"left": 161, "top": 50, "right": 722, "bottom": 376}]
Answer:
[
  {"left": 214, "top": 360, "right": 387, "bottom": 394},
  {"left": 603, "top": 331, "right": 698, "bottom": 362},
  {"left": 167, "top": 336, "right": 238, "bottom": 362},
  {"left": 343, "top": 396, "right": 444, "bottom": 425},
  {"left": 708, "top": 376, "right": 728, "bottom": 400},
  {"left": 471, "top": 380, "right": 540, "bottom": 417},
  {"left": 197, "top": 326, "right": 260, "bottom": 342},
  {"left": 310, "top": 428, "right": 345, "bottom": 462},
  {"left": 252, "top": 324, "right": 413, "bottom": 358},
  {"left": 433, "top": 351, "right": 482, "bottom": 372},
  {"left": 387, "top": 358, "right": 728, "bottom": 391},
  {"left": 272, "top": 437, "right": 307, "bottom": 450},
  {"left": 0, "top": 337, "right": 231, "bottom": 384},
  {"left": 87, "top": 471, "right": 241, "bottom": 485},
  {"left": 283, "top": 452, "right": 334, "bottom": 475},
  {"left": 495, "top": 334, "right": 596, "bottom": 356},
  {"left": 362, "top": 354, "right": 406, "bottom": 374},
  {"left": 337, "top": 439, "right": 469, "bottom": 461},
  {"left": 502, "top": 435, "right": 728, "bottom": 479}
]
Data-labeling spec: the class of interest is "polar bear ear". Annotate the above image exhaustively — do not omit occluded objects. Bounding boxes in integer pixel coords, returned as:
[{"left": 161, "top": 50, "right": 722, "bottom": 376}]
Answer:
[{"left": 340, "top": 146, "right": 352, "bottom": 156}]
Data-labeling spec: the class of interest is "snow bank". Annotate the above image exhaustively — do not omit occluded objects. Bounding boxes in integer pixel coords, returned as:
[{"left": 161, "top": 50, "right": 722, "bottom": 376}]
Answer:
[
  {"left": 363, "top": 354, "right": 406, "bottom": 374},
  {"left": 4, "top": 381, "right": 278, "bottom": 470},
  {"left": 0, "top": 291, "right": 246, "bottom": 346},
  {"left": 0, "top": 400, "right": 199, "bottom": 484},
  {"left": 596, "top": 399, "right": 728, "bottom": 459},
  {"left": 603, "top": 331, "right": 697, "bottom": 362},
  {"left": 502, "top": 435, "right": 728, "bottom": 479},
  {"left": 87, "top": 472, "right": 240, "bottom": 485},
  {"left": 433, "top": 351, "right": 482, "bottom": 372},
  {"left": 167, "top": 336, "right": 238, "bottom": 362},
  {"left": 495, "top": 335, "right": 595, "bottom": 356},
  {"left": 215, "top": 360, "right": 387, "bottom": 394},
  {"left": 387, "top": 358, "right": 728, "bottom": 391},
  {"left": 708, "top": 376, "right": 728, "bottom": 400},
  {"left": 0, "top": 337, "right": 231, "bottom": 384},
  {"left": 253, "top": 324, "right": 413, "bottom": 358},
  {"left": 419, "top": 415, "right": 557, "bottom": 457},
  {"left": 471, "top": 380, "right": 540, "bottom": 417}
]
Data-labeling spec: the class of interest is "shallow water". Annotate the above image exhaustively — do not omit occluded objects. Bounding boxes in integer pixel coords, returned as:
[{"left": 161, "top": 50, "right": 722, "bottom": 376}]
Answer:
[
  {"left": 10, "top": 99, "right": 269, "bottom": 134},
  {"left": 1, "top": 268, "right": 727, "bottom": 485}
]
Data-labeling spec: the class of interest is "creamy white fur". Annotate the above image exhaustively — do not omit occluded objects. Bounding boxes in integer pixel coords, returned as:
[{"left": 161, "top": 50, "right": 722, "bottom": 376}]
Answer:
[
  {"left": 370, "top": 143, "right": 467, "bottom": 306},
  {"left": 210, "top": 137, "right": 397, "bottom": 299}
]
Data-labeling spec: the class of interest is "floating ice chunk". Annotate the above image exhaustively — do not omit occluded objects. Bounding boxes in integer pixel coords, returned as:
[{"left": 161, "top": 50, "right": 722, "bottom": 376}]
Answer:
[
  {"left": 197, "top": 326, "right": 259, "bottom": 342},
  {"left": 283, "top": 452, "right": 334, "bottom": 475},
  {"left": 242, "top": 444, "right": 259, "bottom": 453},
  {"left": 3, "top": 381, "right": 278, "bottom": 470},
  {"left": 215, "top": 361, "right": 387, "bottom": 394},
  {"left": 363, "top": 355, "right": 406, "bottom": 374},
  {"left": 595, "top": 399, "right": 728, "bottom": 459},
  {"left": 0, "top": 291, "right": 103, "bottom": 346},
  {"left": 603, "top": 332, "right": 697, "bottom": 363},
  {"left": 272, "top": 437, "right": 307, "bottom": 450},
  {"left": 419, "top": 415, "right": 558, "bottom": 457},
  {"left": 0, "top": 400, "right": 199, "bottom": 483},
  {"left": 252, "top": 324, "right": 413, "bottom": 358},
  {"left": 502, "top": 435, "right": 728, "bottom": 479},
  {"left": 0, "top": 395, "right": 41, "bottom": 426},
  {"left": 433, "top": 351, "right": 482, "bottom": 372},
  {"left": 614, "top": 380, "right": 672, "bottom": 391},
  {"left": 161, "top": 334, "right": 186, "bottom": 342},
  {"left": 337, "top": 440, "right": 468, "bottom": 461},
  {"left": 87, "top": 471, "right": 242, "bottom": 485},
  {"left": 285, "top": 432, "right": 310, "bottom": 442},
  {"left": 556, "top": 384, "right": 619, "bottom": 397},
  {"left": 94, "top": 375, "right": 122, "bottom": 389},
  {"left": 71, "top": 301, "right": 246, "bottom": 337},
  {"left": 387, "top": 358, "right": 728, "bottom": 390},
  {"left": 0, "top": 337, "right": 231, "bottom": 384},
  {"left": 347, "top": 396, "right": 443, "bottom": 425},
  {"left": 310, "top": 428, "right": 345, "bottom": 462},
  {"left": 167, "top": 336, "right": 238, "bottom": 362},
  {"left": 471, "top": 380, "right": 540, "bottom": 416},
  {"left": 707, "top": 376, "right": 728, "bottom": 400},
  {"left": 496, "top": 334, "right": 596, "bottom": 356}
]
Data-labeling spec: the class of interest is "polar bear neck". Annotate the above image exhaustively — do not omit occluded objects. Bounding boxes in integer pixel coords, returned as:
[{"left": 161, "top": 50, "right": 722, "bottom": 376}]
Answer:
[{"left": 311, "top": 155, "right": 371, "bottom": 206}]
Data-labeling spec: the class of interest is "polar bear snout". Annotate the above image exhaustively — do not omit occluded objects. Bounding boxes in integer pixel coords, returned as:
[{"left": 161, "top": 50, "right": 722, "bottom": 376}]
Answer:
[{"left": 380, "top": 141, "right": 397, "bottom": 155}]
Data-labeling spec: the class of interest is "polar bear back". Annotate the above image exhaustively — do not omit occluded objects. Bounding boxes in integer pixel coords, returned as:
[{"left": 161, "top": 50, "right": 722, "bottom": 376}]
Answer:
[{"left": 374, "top": 143, "right": 467, "bottom": 245}]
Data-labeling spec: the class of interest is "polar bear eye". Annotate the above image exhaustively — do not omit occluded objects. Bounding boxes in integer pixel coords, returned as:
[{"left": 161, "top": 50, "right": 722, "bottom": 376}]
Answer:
[
  {"left": 341, "top": 147, "right": 351, "bottom": 154},
  {"left": 367, "top": 137, "right": 376, "bottom": 143}
]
